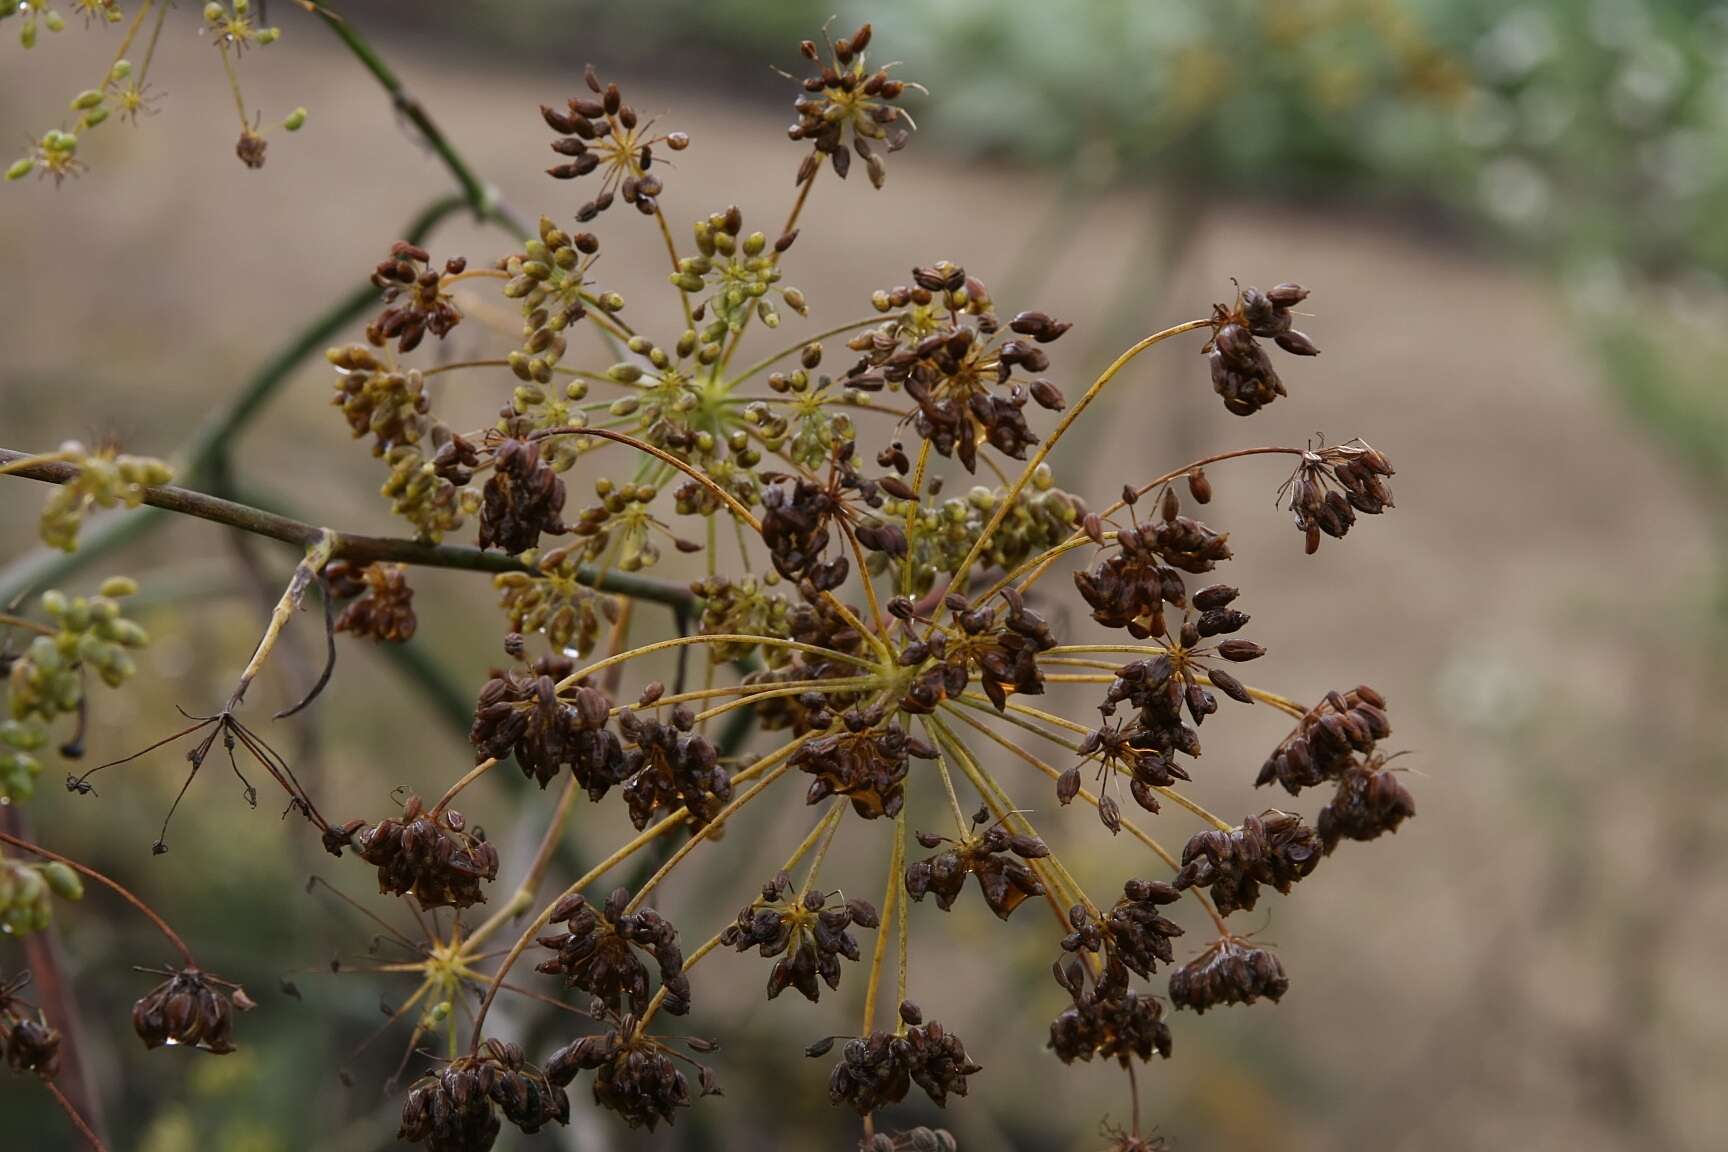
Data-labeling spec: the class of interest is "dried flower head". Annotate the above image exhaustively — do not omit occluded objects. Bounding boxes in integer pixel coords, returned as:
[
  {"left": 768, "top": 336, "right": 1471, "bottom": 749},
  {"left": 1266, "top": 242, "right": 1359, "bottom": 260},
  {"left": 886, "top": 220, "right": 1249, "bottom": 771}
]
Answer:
[
  {"left": 788, "top": 23, "right": 918, "bottom": 187},
  {"left": 326, "top": 560, "right": 418, "bottom": 643},
  {"left": 131, "top": 966, "right": 252, "bottom": 1054},
  {"left": 1168, "top": 936, "right": 1289, "bottom": 1014},
  {"left": 338, "top": 794, "right": 500, "bottom": 909},
  {"left": 399, "top": 1038, "right": 569, "bottom": 1152},
  {"left": 904, "top": 812, "right": 1049, "bottom": 921},
  {"left": 535, "top": 887, "right": 689, "bottom": 1017},
  {"left": 720, "top": 873, "right": 879, "bottom": 1002},
  {"left": 1, "top": 972, "right": 62, "bottom": 1079}
]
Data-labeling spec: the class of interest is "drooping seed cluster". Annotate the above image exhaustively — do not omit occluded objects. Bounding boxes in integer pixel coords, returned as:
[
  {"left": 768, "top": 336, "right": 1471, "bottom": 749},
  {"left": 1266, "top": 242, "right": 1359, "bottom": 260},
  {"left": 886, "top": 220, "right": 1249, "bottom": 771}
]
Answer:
[
  {"left": 1168, "top": 936, "right": 1290, "bottom": 1014},
  {"left": 398, "top": 1039, "right": 568, "bottom": 1152},
  {"left": 1204, "top": 283, "right": 1319, "bottom": 416},
  {"left": 546, "top": 1022, "right": 718, "bottom": 1131},
  {"left": 333, "top": 794, "right": 500, "bottom": 910},
  {"left": 817, "top": 1001, "right": 982, "bottom": 1114},
  {"left": 131, "top": 967, "right": 251, "bottom": 1054},
  {"left": 1171, "top": 811, "right": 1323, "bottom": 916},
  {"left": 793, "top": 704, "right": 935, "bottom": 819},
  {"left": 535, "top": 887, "right": 689, "bottom": 1017},
  {"left": 471, "top": 659, "right": 619, "bottom": 791},
  {"left": 1075, "top": 488, "right": 1234, "bottom": 637},
  {"left": 1, "top": 974, "right": 61, "bottom": 1079},
  {"left": 720, "top": 872, "right": 880, "bottom": 1002},
  {"left": 904, "top": 814, "right": 1050, "bottom": 921},
  {"left": 616, "top": 703, "right": 730, "bottom": 831},
  {"left": 325, "top": 560, "right": 418, "bottom": 643},
  {"left": 1257, "top": 684, "right": 1393, "bottom": 795},
  {"left": 478, "top": 438, "right": 567, "bottom": 555},
  {"left": 1281, "top": 440, "right": 1397, "bottom": 553},
  {"left": 1063, "top": 880, "right": 1186, "bottom": 991}
]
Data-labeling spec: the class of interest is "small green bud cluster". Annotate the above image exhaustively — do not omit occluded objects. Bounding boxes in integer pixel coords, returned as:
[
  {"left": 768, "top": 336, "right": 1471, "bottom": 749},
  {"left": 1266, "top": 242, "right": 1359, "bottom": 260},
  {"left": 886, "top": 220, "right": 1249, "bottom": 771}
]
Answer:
[
  {"left": 884, "top": 466, "right": 1079, "bottom": 596},
  {"left": 38, "top": 444, "right": 172, "bottom": 552},
  {"left": 380, "top": 444, "right": 476, "bottom": 543},
  {"left": 7, "top": 130, "right": 80, "bottom": 184},
  {"left": 15, "top": 1, "right": 71, "bottom": 51},
  {"left": 0, "top": 856, "right": 84, "bottom": 936},
  {"left": 691, "top": 576, "right": 793, "bottom": 664},
  {"left": 504, "top": 218, "right": 604, "bottom": 387},
  {"left": 4, "top": 578, "right": 147, "bottom": 802},
  {"left": 565, "top": 478, "right": 693, "bottom": 573},
  {"left": 327, "top": 345, "right": 431, "bottom": 457},
  {"left": 494, "top": 546, "right": 620, "bottom": 656},
  {"left": 674, "top": 206, "right": 805, "bottom": 340},
  {"left": 203, "top": 0, "right": 280, "bottom": 51}
]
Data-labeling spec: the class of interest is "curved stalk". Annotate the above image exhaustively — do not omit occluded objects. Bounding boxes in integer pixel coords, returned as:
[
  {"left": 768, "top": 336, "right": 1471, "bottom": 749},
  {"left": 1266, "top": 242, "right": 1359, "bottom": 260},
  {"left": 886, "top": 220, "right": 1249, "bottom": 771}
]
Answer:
[
  {"left": 934, "top": 318, "right": 1213, "bottom": 618},
  {"left": 467, "top": 735, "right": 810, "bottom": 1049},
  {"left": 0, "top": 831, "right": 193, "bottom": 965}
]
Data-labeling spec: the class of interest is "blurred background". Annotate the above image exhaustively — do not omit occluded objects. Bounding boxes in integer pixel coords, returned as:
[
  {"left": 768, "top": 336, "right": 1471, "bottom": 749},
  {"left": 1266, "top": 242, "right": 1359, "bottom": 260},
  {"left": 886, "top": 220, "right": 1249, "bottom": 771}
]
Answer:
[{"left": 3, "top": 1, "right": 1727, "bottom": 1149}]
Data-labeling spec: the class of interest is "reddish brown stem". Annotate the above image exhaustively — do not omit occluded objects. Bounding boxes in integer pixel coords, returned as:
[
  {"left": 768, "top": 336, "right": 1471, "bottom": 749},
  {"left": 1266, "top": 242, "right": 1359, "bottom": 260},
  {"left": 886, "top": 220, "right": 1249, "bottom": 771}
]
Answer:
[
  {"left": 44, "top": 1079, "right": 109, "bottom": 1151},
  {"left": 0, "top": 830, "right": 194, "bottom": 965}
]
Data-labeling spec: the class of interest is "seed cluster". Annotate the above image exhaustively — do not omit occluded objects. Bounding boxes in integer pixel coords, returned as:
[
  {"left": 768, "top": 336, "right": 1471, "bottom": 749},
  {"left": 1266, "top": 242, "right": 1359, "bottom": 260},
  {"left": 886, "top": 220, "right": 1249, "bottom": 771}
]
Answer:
[
  {"left": 1172, "top": 811, "right": 1323, "bottom": 916},
  {"left": 1, "top": 974, "right": 61, "bottom": 1080},
  {"left": 1204, "top": 283, "right": 1318, "bottom": 416},
  {"left": 325, "top": 560, "right": 418, "bottom": 643},
  {"left": 399, "top": 1039, "right": 568, "bottom": 1152},
  {"left": 819, "top": 1001, "right": 982, "bottom": 1114},
  {"left": 336, "top": 794, "right": 500, "bottom": 910},
  {"left": 904, "top": 814, "right": 1050, "bottom": 921},
  {"left": 789, "top": 23, "right": 914, "bottom": 187},
  {"left": 1168, "top": 937, "right": 1290, "bottom": 1014},
  {"left": 546, "top": 1022, "right": 716, "bottom": 1131},
  {"left": 367, "top": 242, "right": 465, "bottom": 353},
  {"left": 720, "top": 873, "right": 880, "bottom": 1002},
  {"left": 535, "top": 888, "right": 689, "bottom": 1017},
  {"left": 131, "top": 967, "right": 252, "bottom": 1054}
]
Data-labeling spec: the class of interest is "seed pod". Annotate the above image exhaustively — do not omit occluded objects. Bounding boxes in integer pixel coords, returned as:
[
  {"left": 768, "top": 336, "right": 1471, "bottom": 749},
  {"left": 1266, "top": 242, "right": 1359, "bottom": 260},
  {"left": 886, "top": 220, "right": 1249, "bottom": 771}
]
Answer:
[{"left": 1217, "top": 640, "right": 1266, "bottom": 662}]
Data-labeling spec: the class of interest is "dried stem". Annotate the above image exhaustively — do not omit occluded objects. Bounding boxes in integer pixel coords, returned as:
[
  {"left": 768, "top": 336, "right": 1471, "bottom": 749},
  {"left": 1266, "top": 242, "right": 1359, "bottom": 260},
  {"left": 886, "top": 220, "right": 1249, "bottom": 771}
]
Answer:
[
  {"left": 0, "top": 448, "right": 696, "bottom": 609},
  {"left": 860, "top": 812, "right": 904, "bottom": 1035},
  {"left": 44, "top": 1079, "right": 109, "bottom": 1152}
]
